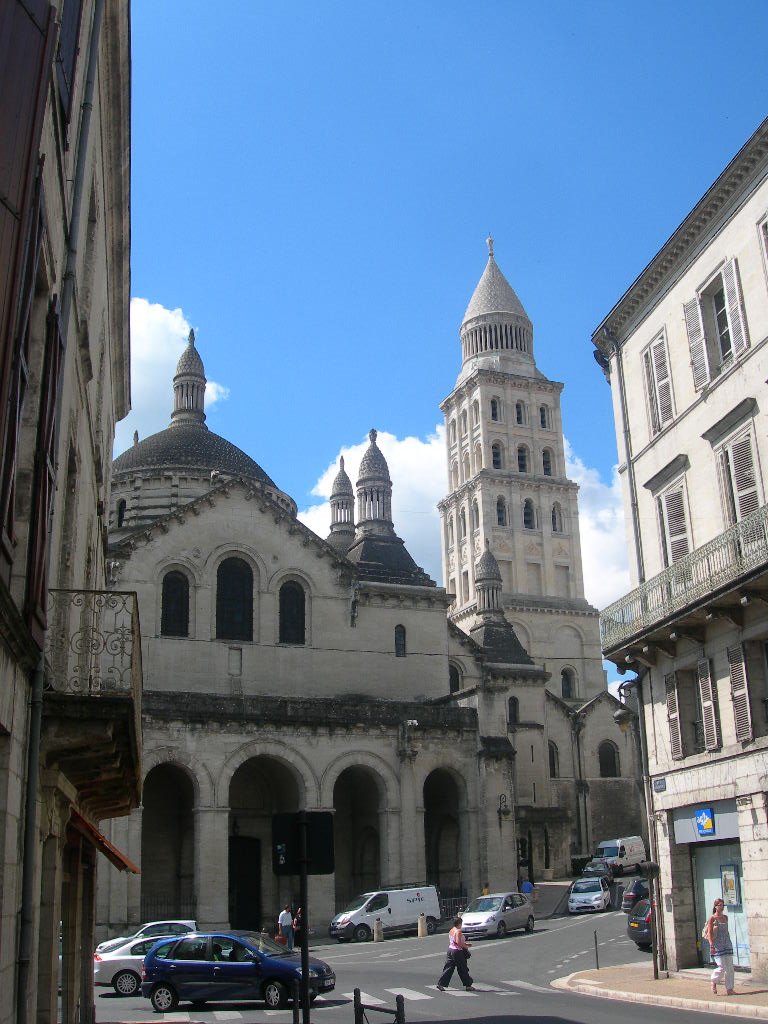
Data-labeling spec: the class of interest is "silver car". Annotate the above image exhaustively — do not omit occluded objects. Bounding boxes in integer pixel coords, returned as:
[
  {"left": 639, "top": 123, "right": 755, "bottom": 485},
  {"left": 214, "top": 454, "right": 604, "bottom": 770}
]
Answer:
[
  {"left": 94, "top": 934, "right": 177, "bottom": 996},
  {"left": 460, "top": 892, "right": 535, "bottom": 939},
  {"left": 95, "top": 919, "right": 197, "bottom": 954},
  {"left": 568, "top": 876, "right": 612, "bottom": 913}
]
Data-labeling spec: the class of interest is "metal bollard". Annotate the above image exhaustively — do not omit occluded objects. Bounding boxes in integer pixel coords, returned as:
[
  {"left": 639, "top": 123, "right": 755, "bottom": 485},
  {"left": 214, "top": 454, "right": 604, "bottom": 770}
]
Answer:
[
  {"left": 292, "top": 979, "right": 300, "bottom": 1024},
  {"left": 353, "top": 988, "right": 363, "bottom": 1024},
  {"left": 417, "top": 913, "right": 426, "bottom": 938},
  {"left": 395, "top": 993, "right": 405, "bottom": 1024},
  {"left": 373, "top": 916, "right": 384, "bottom": 941}
]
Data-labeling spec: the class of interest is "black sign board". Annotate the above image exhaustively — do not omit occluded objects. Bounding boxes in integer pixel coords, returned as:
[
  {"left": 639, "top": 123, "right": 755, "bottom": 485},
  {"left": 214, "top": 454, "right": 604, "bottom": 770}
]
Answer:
[{"left": 272, "top": 811, "right": 334, "bottom": 876}]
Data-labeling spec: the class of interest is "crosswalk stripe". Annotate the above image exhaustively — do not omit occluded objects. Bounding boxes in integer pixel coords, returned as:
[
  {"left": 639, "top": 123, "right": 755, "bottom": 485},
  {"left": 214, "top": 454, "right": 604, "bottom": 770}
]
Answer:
[
  {"left": 431, "top": 987, "right": 477, "bottom": 996},
  {"left": 213, "top": 1014, "right": 244, "bottom": 1020},
  {"left": 501, "top": 979, "right": 553, "bottom": 994},
  {"left": 342, "top": 991, "right": 386, "bottom": 1005},
  {"left": 384, "top": 987, "right": 432, "bottom": 1000}
]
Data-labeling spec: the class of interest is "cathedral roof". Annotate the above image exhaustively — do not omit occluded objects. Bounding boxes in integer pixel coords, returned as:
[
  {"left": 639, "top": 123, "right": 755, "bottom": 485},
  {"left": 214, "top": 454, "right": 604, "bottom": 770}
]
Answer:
[
  {"left": 344, "top": 534, "right": 435, "bottom": 587},
  {"left": 112, "top": 422, "right": 277, "bottom": 486},
  {"left": 469, "top": 618, "right": 534, "bottom": 665},
  {"left": 462, "top": 238, "right": 530, "bottom": 325}
]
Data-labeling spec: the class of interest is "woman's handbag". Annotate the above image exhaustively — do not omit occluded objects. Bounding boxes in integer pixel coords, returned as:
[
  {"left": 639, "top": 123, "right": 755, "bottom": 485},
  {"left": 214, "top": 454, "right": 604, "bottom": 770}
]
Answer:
[{"left": 274, "top": 932, "right": 287, "bottom": 946}]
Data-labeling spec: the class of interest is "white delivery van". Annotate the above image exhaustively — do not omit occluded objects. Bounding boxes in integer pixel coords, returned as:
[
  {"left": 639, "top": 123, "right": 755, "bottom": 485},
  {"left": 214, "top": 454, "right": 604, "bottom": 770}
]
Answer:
[
  {"left": 594, "top": 836, "right": 646, "bottom": 875},
  {"left": 329, "top": 886, "right": 441, "bottom": 942}
]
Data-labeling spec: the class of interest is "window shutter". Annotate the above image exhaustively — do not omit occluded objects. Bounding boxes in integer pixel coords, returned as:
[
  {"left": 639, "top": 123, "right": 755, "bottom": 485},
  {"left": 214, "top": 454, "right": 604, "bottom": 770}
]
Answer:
[
  {"left": 643, "top": 349, "right": 660, "bottom": 435},
  {"left": 684, "top": 298, "right": 710, "bottom": 390},
  {"left": 727, "top": 645, "right": 753, "bottom": 742},
  {"left": 665, "top": 673, "right": 684, "bottom": 760},
  {"left": 652, "top": 337, "right": 673, "bottom": 427},
  {"left": 729, "top": 432, "right": 759, "bottom": 520},
  {"left": 721, "top": 259, "right": 749, "bottom": 357},
  {"left": 662, "top": 486, "right": 689, "bottom": 563},
  {"left": 697, "top": 659, "right": 720, "bottom": 751}
]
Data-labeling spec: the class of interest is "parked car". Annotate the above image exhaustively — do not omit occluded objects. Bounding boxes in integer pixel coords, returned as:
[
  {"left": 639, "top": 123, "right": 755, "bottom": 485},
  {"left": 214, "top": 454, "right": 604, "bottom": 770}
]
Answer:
[
  {"left": 568, "top": 877, "right": 612, "bottom": 914},
  {"left": 95, "top": 920, "right": 196, "bottom": 954},
  {"left": 329, "top": 886, "right": 440, "bottom": 941},
  {"left": 141, "top": 930, "right": 335, "bottom": 1011},
  {"left": 594, "top": 836, "right": 646, "bottom": 876},
  {"left": 460, "top": 892, "right": 535, "bottom": 939},
  {"left": 627, "top": 897, "right": 652, "bottom": 950},
  {"left": 94, "top": 935, "right": 177, "bottom": 995},
  {"left": 581, "top": 858, "right": 615, "bottom": 884},
  {"left": 621, "top": 878, "right": 649, "bottom": 914}
]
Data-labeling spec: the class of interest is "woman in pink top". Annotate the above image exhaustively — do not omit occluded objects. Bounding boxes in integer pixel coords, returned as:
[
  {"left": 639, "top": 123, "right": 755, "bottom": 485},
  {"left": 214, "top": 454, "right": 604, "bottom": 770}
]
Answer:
[{"left": 436, "top": 917, "right": 475, "bottom": 991}]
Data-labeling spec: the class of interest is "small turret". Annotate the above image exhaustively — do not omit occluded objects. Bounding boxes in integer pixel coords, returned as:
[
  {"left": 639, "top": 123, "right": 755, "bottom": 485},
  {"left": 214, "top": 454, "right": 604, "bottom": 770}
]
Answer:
[{"left": 326, "top": 456, "right": 355, "bottom": 552}]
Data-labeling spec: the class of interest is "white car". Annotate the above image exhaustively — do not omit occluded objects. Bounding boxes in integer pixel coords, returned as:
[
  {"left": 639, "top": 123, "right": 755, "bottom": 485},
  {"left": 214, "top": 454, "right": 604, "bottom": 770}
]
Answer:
[
  {"left": 568, "top": 877, "right": 612, "bottom": 913},
  {"left": 460, "top": 892, "right": 535, "bottom": 939},
  {"left": 94, "top": 934, "right": 177, "bottom": 995},
  {"left": 95, "top": 919, "right": 196, "bottom": 954}
]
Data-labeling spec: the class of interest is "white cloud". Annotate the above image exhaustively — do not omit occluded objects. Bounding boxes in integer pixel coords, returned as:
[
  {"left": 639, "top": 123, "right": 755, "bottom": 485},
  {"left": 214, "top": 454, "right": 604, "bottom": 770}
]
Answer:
[
  {"left": 298, "top": 429, "right": 447, "bottom": 582},
  {"left": 563, "top": 438, "right": 630, "bottom": 610},
  {"left": 114, "top": 298, "right": 229, "bottom": 457}
]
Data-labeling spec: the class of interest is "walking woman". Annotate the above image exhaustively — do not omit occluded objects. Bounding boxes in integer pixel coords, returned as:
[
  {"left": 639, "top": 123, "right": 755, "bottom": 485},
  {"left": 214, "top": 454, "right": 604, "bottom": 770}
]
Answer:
[
  {"left": 436, "top": 917, "right": 475, "bottom": 991},
  {"left": 704, "top": 898, "right": 735, "bottom": 995}
]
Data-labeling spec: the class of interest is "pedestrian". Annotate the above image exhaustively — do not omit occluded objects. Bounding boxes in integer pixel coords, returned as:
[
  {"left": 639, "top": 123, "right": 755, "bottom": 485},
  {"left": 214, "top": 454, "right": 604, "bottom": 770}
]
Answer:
[
  {"left": 278, "top": 904, "right": 294, "bottom": 950},
  {"left": 293, "top": 906, "right": 303, "bottom": 946},
  {"left": 704, "top": 898, "right": 735, "bottom": 995},
  {"left": 436, "top": 916, "right": 474, "bottom": 992},
  {"left": 521, "top": 877, "right": 536, "bottom": 902},
  {"left": 481, "top": 882, "right": 490, "bottom": 896}
]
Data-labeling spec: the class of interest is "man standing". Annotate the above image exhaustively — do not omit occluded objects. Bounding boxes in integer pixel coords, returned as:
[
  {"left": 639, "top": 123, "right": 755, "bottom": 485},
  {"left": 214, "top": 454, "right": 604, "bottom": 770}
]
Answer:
[{"left": 279, "top": 905, "right": 294, "bottom": 950}]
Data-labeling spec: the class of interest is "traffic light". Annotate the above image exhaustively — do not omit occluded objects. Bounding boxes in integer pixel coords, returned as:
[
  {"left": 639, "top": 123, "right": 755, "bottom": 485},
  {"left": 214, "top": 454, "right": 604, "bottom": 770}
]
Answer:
[{"left": 272, "top": 812, "right": 334, "bottom": 876}]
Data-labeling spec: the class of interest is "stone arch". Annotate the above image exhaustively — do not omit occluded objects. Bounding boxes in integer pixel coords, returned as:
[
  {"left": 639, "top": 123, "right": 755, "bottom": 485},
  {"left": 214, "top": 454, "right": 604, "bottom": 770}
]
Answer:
[
  {"left": 329, "top": 760, "right": 392, "bottom": 907},
  {"left": 423, "top": 767, "right": 469, "bottom": 899},
  {"left": 554, "top": 624, "right": 586, "bottom": 660},
  {"left": 218, "top": 740, "right": 319, "bottom": 808},
  {"left": 321, "top": 750, "right": 399, "bottom": 808},
  {"left": 141, "top": 761, "right": 197, "bottom": 920},
  {"left": 141, "top": 747, "right": 212, "bottom": 806}
]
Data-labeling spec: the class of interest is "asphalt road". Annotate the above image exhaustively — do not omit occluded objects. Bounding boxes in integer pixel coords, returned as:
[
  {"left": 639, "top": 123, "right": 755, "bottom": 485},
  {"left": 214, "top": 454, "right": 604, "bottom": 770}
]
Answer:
[{"left": 92, "top": 910, "right": 750, "bottom": 1024}]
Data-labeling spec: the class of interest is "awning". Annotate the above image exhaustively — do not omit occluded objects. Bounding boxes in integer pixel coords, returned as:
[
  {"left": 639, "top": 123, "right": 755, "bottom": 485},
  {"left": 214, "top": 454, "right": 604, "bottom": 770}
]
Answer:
[{"left": 69, "top": 809, "right": 140, "bottom": 873}]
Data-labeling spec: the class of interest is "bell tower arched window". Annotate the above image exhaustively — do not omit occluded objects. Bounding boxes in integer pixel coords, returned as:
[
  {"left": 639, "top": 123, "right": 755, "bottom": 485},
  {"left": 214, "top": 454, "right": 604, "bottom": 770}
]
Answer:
[
  {"left": 279, "top": 581, "right": 306, "bottom": 644},
  {"left": 216, "top": 557, "right": 253, "bottom": 641},
  {"left": 161, "top": 570, "right": 189, "bottom": 638},
  {"left": 496, "top": 497, "right": 507, "bottom": 526},
  {"left": 508, "top": 696, "right": 519, "bottom": 729},
  {"left": 548, "top": 741, "right": 559, "bottom": 778},
  {"left": 492, "top": 443, "right": 503, "bottom": 470},
  {"left": 561, "top": 667, "right": 575, "bottom": 699},
  {"left": 491, "top": 398, "right": 501, "bottom": 422},
  {"left": 542, "top": 449, "right": 553, "bottom": 476},
  {"left": 517, "top": 445, "right": 529, "bottom": 473},
  {"left": 599, "top": 741, "right": 620, "bottom": 778},
  {"left": 523, "top": 499, "right": 536, "bottom": 530},
  {"left": 449, "top": 664, "right": 461, "bottom": 693},
  {"left": 551, "top": 502, "right": 563, "bottom": 533}
]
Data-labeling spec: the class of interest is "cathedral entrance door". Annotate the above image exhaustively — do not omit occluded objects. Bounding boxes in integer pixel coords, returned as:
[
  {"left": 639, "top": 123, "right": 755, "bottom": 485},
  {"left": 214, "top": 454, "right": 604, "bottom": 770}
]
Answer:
[{"left": 229, "top": 836, "right": 261, "bottom": 929}]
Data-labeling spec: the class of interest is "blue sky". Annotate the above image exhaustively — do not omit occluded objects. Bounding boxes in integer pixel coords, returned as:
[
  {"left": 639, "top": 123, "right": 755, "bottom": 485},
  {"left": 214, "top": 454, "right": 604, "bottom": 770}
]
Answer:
[{"left": 121, "top": 0, "right": 767, "bottom": 616}]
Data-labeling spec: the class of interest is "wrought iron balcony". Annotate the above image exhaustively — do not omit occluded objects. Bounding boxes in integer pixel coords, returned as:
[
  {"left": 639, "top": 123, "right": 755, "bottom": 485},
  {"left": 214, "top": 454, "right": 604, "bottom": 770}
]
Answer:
[
  {"left": 601, "top": 503, "right": 768, "bottom": 655},
  {"left": 42, "top": 589, "right": 142, "bottom": 817}
]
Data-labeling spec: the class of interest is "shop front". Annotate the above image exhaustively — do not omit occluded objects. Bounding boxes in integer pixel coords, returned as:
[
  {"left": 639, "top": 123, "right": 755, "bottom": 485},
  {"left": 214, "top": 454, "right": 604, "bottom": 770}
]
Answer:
[{"left": 673, "top": 799, "right": 750, "bottom": 969}]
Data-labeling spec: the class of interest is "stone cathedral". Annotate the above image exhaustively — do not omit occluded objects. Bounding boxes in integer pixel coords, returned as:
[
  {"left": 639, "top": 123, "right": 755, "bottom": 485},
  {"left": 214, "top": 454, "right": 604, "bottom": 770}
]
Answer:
[{"left": 96, "top": 244, "right": 642, "bottom": 939}]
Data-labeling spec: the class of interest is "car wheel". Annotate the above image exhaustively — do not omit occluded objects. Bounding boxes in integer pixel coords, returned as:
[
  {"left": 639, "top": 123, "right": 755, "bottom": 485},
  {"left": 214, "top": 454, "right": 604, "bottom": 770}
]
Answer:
[
  {"left": 264, "top": 980, "right": 288, "bottom": 1009},
  {"left": 112, "top": 969, "right": 140, "bottom": 996},
  {"left": 151, "top": 984, "right": 179, "bottom": 1012},
  {"left": 353, "top": 924, "right": 371, "bottom": 942},
  {"left": 426, "top": 916, "right": 437, "bottom": 935},
  {"left": 495, "top": 921, "right": 507, "bottom": 939},
  {"left": 525, "top": 915, "right": 535, "bottom": 933}
]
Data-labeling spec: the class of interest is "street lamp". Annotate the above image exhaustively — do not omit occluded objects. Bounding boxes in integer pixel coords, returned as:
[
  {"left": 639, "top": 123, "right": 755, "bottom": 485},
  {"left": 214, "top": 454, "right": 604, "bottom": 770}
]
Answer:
[
  {"left": 614, "top": 672, "right": 665, "bottom": 980},
  {"left": 497, "top": 793, "right": 510, "bottom": 827}
]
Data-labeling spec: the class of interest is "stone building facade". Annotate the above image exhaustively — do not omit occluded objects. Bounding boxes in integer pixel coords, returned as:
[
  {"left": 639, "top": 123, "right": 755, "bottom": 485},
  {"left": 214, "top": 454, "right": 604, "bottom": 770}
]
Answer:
[
  {"left": 593, "top": 117, "right": 768, "bottom": 977},
  {"left": 0, "top": 3, "right": 140, "bottom": 1023}
]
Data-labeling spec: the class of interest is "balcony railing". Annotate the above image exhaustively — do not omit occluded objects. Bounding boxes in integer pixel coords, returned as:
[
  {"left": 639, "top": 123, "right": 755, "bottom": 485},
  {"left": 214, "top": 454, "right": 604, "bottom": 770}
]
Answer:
[
  {"left": 44, "top": 589, "right": 142, "bottom": 714},
  {"left": 600, "top": 503, "right": 768, "bottom": 652}
]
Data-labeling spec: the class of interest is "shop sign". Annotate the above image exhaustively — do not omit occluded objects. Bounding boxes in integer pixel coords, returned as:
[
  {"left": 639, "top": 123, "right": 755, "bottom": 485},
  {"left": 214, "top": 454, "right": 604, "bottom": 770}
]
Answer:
[
  {"left": 652, "top": 777, "right": 666, "bottom": 793},
  {"left": 695, "top": 807, "right": 715, "bottom": 837}
]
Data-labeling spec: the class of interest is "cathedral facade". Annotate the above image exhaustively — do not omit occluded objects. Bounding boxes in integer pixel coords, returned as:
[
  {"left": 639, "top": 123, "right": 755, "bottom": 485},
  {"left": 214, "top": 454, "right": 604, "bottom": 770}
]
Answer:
[{"left": 96, "top": 251, "right": 643, "bottom": 940}]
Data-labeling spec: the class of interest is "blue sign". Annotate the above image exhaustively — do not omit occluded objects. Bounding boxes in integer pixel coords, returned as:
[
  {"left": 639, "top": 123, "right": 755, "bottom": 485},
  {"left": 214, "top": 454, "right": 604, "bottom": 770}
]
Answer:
[{"left": 695, "top": 807, "right": 715, "bottom": 836}]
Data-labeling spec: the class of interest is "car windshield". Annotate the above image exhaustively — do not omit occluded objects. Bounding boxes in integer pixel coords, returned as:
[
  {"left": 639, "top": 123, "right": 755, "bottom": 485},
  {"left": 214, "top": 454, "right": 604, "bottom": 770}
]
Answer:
[
  {"left": 598, "top": 846, "right": 619, "bottom": 858},
  {"left": 585, "top": 861, "right": 607, "bottom": 872},
  {"left": 340, "top": 894, "right": 373, "bottom": 915},
  {"left": 465, "top": 897, "right": 502, "bottom": 913},
  {"left": 237, "top": 932, "right": 292, "bottom": 956},
  {"left": 572, "top": 879, "right": 601, "bottom": 893}
]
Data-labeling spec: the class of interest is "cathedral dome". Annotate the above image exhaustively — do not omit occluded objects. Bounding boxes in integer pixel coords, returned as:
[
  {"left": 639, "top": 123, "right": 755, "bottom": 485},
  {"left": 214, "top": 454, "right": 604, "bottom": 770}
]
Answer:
[
  {"left": 330, "top": 456, "right": 353, "bottom": 498},
  {"left": 357, "top": 429, "right": 390, "bottom": 483},
  {"left": 175, "top": 336, "right": 205, "bottom": 376}
]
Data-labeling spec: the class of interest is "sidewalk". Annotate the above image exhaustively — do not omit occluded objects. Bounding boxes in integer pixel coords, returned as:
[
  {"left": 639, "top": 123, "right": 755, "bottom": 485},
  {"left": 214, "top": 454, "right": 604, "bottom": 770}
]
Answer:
[{"left": 553, "top": 962, "right": 768, "bottom": 1018}]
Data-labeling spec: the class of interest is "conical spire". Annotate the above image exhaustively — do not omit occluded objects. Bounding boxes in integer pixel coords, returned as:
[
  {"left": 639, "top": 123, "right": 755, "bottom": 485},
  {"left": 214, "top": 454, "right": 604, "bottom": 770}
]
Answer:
[
  {"left": 170, "top": 328, "right": 207, "bottom": 427},
  {"left": 458, "top": 238, "right": 535, "bottom": 378},
  {"left": 475, "top": 539, "right": 503, "bottom": 615},
  {"left": 327, "top": 456, "right": 355, "bottom": 551},
  {"left": 355, "top": 429, "right": 393, "bottom": 533}
]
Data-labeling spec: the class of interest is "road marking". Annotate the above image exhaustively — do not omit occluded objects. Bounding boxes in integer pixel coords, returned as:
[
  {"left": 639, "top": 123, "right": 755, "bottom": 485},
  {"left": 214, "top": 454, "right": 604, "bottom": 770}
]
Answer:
[
  {"left": 213, "top": 1015, "right": 243, "bottom": 1020},
  {"left": 342, "top": 991, "right": 386, "bottom": 1005},
  {"left": 502, "top": 979, "right": 554, "bottom": 994},
  {"left": 385, "top": 987, "right": 433, "bottom": 1000},
  {"left": 430, "top": 987, "right": 477, "bottom": 996}
]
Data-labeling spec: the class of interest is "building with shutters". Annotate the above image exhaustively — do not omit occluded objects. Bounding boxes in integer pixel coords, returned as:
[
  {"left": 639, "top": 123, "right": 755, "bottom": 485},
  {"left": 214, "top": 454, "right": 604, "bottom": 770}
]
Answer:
[
  {"left": 592, "top": 116, "right": 768, "bottom": 978},
  {"left": 0, "top": 3, "right": 139, "bottom": 1023}
]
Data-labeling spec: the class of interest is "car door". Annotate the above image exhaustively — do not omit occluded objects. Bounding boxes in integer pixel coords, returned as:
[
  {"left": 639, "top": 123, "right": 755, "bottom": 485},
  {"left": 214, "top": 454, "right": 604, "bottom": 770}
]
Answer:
[
  {"left": 365, "top": 893, "right": 390, "bottom": 932},
  {"left": 164, "top": 936, "right": 215, "bottom": 1000},
  {"left": 510, "top": 893, "right": 529, "bottom": 928},
  {"left": 207, "top": 937, "right": 262, "bottom": 999},
  {"left": 602, "top": 879, "right": 611, "bottom": 909}
]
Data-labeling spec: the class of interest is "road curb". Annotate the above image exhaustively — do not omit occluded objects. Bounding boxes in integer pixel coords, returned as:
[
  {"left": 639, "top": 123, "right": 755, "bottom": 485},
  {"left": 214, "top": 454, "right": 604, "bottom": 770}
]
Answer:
[{"left": 551, "top": 973, "right": 768, "bottom": 1018}]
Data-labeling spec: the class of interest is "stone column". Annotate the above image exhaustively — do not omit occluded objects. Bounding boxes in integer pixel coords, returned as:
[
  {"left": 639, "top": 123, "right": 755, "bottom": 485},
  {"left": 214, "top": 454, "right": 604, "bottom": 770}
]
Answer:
[
  {"left": 195, "top": 807, "right": 229, "bottom": 928},
  {"left": 379, "top": 806, "right": 401, "bottom": 887},
  {"left": 399, "top": 752, "right": 424, "bottom": 882}
]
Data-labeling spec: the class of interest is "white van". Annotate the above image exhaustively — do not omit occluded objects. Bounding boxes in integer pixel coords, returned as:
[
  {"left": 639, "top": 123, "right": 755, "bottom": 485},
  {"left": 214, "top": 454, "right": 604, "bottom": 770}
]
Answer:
[
  {"left": 594, "top": 836, "right": 646, "bottom": 875},
  {"left": 329, "top": 886, "right": 441, "bottom": 942}
]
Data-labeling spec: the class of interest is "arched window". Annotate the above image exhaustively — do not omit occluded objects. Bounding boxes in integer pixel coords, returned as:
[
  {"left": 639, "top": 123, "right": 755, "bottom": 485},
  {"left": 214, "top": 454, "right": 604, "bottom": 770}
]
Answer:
[
  {"left": 449, "top": 420, "right": 457, "bottom": 444},
  {"left": 279, "top": 580, "right": 305, "bottom": 644},
  {"left": 490, "top": 398, "right": 500, "bottom": 422},
  {"left": 517, "top": 445, "right": 529, "bottom": 473},
  {"left": 548, "top": 741, "right": 559, "bottom": 779},
  {"left": 474, "top": 443, "right": 483, "bottom": 472},
  {"left": 451, "top": 463, "right": 459, "bottom": 489},
  {"left": 459, "top": 508, "right": 467, "bottom": 539},
  {"left": 561, "top": 667, "right": 575, "bottom": 699},
  {"left": 598, "top": 741, "right": 620, "bottom": 778},
  {"left": 551, "top": 502, "right": 563, "bottom": 533},
  {"left": 542, "top": 449, "right": 553, "bottom": 476},
  {"left": 472, "top": 400, "right": 480, "bottom": 425},
  {"left": 449, "top": 664, "right": 461, "bottom": 693},
  {"left": 161, "top": 570, "right": 189, "bottom": 637},
  {"left": 462, "top": 453, "right": 470, "bottom": 481},
  {"left": 508, "top": 696, "right": 519, "bottom": 729},
  {"left": 492, "top": 443, "right": 503, "bottom": 470},
  {"left": 523, "top": 499, "right": 536, "bottom": 530},
  {"left": 496, "top": 497, "right": 507, "bottom": 526},
  {"left": 116, "top": 499, "right": 127, "bottom": 528},
  {"left": 460, "top": 411, "right": 468, "bottom": 435},
  {"left": 516, "top": 401, "right": 526, "bottom": 425},
  {"left": 448, "top": 518, "right": 455, "bottom": 546},
  {"left": 540, "top": 405, "right": 549, "bottom": 429},
  {"left": 395, "top": 624, "right": 407, "bottom": 657},
  {"left": 216, "top": 557, "right": 253, "bottom": 641},
  {"left": 471, "top": 499, "right": 479, "bottom": 531}
]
